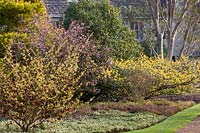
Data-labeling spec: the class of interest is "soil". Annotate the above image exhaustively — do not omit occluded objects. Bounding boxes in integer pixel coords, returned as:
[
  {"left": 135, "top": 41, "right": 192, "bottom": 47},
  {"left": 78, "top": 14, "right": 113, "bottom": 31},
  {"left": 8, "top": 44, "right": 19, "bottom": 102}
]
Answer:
[{"left": 176, "top": 117, "right": 200, "bottom": 133}]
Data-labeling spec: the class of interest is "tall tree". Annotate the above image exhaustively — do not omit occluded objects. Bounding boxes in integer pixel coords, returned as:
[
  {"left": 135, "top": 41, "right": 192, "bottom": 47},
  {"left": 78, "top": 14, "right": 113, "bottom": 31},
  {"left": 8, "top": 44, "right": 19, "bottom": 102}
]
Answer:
[
  {"left": 179, "top": 3, "right": 200, "bottom": 57},
  {"left": 146, "top": 0, "right": 199, "bottom": 60},
  {"left": 119, "top": 0, "right": 200, "bottom": 60},
  {"left": 146, "top": 0, "right": 165, "bottom": 59},
  {"left": 111, "top": 0, "right": 159, "bottom": 57}
]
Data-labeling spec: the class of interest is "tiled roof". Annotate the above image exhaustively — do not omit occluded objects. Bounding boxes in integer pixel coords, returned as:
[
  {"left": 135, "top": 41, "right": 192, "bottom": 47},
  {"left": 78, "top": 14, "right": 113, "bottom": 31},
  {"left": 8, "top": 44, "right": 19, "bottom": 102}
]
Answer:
[
  {"left": 43, "top": 0, "right": 145, "bottom": 18},
  {"left": 43, "top": 0, "right": 71, "bottom": 17},
  {"left": 110, "top": 0, "right": 144, "bottom": 7}
]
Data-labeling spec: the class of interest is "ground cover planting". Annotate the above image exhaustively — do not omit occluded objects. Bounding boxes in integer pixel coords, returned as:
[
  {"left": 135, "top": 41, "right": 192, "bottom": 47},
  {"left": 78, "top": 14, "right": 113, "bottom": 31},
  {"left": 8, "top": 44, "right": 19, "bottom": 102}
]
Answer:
[
  {"left": 0, "top": 100, "right": 195, "bottom": 132},
  {"left": 0, "top": 111, "right": 164, "bottom": 133}
]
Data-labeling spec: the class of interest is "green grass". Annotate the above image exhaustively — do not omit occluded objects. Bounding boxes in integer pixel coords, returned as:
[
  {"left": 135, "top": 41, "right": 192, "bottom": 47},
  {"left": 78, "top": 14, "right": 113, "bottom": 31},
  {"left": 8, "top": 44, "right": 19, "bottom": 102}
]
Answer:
[
  {"left": 0, "top": 110, "right": 165, "bottom": 133},
  {"left": 127, "top": 104, "right": 200, "bottom": 133}
]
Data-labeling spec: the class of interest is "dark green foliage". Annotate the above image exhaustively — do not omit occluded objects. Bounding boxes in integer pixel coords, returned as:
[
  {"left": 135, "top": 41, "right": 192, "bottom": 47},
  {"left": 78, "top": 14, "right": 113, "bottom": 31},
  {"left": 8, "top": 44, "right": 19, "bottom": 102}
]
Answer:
[{"left": 64, "top": 0, "right": 141, "bottom": 60}]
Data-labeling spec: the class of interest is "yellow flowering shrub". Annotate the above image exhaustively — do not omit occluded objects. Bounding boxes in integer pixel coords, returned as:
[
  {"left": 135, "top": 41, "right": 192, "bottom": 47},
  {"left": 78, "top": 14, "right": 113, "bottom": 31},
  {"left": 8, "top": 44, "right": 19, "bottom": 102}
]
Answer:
[
  {"left": 0, "top": 42, "right": 81, "bottom": 132},
  {"left": 101, "top": 56, "right": 200, "bottom": 101},
  {"left": 0, "top": 0, "right": 47, "bottom": 58}
]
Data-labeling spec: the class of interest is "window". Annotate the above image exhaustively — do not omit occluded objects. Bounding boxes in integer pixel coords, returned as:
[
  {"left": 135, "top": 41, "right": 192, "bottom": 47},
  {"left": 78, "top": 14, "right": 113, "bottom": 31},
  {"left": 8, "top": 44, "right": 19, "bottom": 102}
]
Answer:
[
  {"left": 131, "top": 22, "right": 144, "bottom": 41},
  {"left": 123, "top": 19, "right": 130, "bottom": 27},
  {"left": 50, "top": 17, "right": 63, "bottom": 28},
  {"left": 192, "top": 51, "right": 200, "bottom": 57}
]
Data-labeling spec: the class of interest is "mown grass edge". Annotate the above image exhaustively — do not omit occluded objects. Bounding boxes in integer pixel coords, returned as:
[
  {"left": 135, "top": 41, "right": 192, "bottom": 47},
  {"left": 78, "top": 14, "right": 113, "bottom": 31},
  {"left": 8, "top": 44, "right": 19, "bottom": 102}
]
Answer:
[{"left": 126, "top": 103, "right": 200, "bottom": 133}]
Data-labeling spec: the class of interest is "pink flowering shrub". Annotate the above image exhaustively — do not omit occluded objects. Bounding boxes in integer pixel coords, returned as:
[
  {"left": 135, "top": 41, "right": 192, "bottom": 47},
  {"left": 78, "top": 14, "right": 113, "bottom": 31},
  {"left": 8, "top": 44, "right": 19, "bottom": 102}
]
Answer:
[{"left": 9, "top": 15, "right": 111, "bottom": 101}]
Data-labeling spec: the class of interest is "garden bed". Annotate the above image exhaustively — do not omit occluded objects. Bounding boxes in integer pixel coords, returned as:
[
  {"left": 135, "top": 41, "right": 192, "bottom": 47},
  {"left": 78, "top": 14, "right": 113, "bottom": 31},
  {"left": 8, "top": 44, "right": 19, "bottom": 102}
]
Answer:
[
  {"left": 0, "top": 110, "right": 165, "bottom": 133},
  {"left": 0, "top": 100, "right": 195, "bottom": 133},
  {"left": 73, "top": 100, "right": 195, "bottom": 117}
]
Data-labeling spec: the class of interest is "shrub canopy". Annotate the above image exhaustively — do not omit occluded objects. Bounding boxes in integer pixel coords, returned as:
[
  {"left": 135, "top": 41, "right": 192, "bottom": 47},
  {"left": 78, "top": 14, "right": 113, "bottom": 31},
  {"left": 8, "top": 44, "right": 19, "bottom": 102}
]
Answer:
[
  {"left": 0, "top": 22, "right": 81, "bottom": 132},
  {"left": 0, "top": 13, "right": 112, "bottom": 131},
  {"left": 99, "top": 56, "right": 200, "bottom": 101},
  {"left": 0, "top": 43, "right": 81, "bottom": 132},
  {"left": 64, "top": 0, "right": 142, "bottom": 60},
  {"left": 0, "top": 0, "right": 46, "bottom": 57}
]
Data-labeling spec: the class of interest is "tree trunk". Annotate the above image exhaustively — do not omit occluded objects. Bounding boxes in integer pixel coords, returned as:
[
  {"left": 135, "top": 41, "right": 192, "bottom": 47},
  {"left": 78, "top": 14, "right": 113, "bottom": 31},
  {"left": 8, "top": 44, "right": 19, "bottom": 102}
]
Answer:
[
  {"left": 179, "top": 44, "right": 185, "bottom": 58},
  {"left": 179, "top": 33, "right": 188, "bottom": 58},
  {"left": 157, "top": 33, "right": 164, "bottom": 59},
  {"left": 22, "top": 127, "right": 29, "bottom": 132},
  {"left": 168, "top": 36, "right": 175, "bottom": 61},
  {"left": 21, "top": 124, "right": 29, "bottom": 132}
]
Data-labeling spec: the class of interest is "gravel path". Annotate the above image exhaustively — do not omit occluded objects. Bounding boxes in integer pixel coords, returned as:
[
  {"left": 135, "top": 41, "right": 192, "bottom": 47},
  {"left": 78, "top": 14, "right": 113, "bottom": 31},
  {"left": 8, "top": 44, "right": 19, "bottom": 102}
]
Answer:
[{"left": 176, "top": 117, "right": 200, "bottom": 133}]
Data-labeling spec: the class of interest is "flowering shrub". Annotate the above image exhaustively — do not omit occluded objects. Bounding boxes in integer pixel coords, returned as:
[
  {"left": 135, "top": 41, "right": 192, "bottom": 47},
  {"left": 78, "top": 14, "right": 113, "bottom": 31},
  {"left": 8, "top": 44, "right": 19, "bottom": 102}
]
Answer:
[
  {"left": 98, "top": 56, "right": 200, "bottom": 101},
  {"left": 0, "top": 0, "right": 46, "bottom": 32},
  {"left": 0, "top": 12, "right": 110, "bottom": 132},
  {"left": 0, "top": 40, "right": 81, "bottom": 132},
  {"left": 0, "top": 0, "right": 46, "bottom": 57},
  {"left": 67, "top": 21, "right": 111, "bottom": 100},
  {"left": 29, "top": 19, "right": 111, "bottom": 101}
]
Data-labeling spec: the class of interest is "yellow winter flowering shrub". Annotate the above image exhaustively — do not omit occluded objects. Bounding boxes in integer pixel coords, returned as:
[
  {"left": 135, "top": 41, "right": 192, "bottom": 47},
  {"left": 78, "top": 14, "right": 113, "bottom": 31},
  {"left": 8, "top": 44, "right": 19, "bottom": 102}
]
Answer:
[
  {"left": 102, "top": 56, "right": 200, "bottom": 101},
  {"left": 0, "top": 43, "right": 81, "bottom": 132}
]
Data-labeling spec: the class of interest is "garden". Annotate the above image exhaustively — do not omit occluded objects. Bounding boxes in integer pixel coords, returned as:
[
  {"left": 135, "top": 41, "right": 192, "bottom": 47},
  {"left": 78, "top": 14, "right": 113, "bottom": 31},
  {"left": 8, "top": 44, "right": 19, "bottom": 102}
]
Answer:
[{"left": 1, "top": 0, "right": 200, "bottom": 133}]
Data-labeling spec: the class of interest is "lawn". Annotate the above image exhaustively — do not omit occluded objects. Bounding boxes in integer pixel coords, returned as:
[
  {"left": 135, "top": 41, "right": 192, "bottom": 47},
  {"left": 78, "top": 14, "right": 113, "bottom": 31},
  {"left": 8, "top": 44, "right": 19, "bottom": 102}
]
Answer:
[{"left": 127, "top": 104, "right": 200, "bottom": 133}]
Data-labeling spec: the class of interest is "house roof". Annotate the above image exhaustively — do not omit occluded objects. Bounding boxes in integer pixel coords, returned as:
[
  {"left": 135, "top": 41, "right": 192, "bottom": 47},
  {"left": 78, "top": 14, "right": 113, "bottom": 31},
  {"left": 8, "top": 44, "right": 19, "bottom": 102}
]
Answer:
[
  {"left": 110, "top": 0, "right": 144, "bottom": 7},
  {"left": 43, "top": 0, "right": 146, "bottom": 18},
  {"left": 43, "top": 0, "right": 72, "bottom": 18}
]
